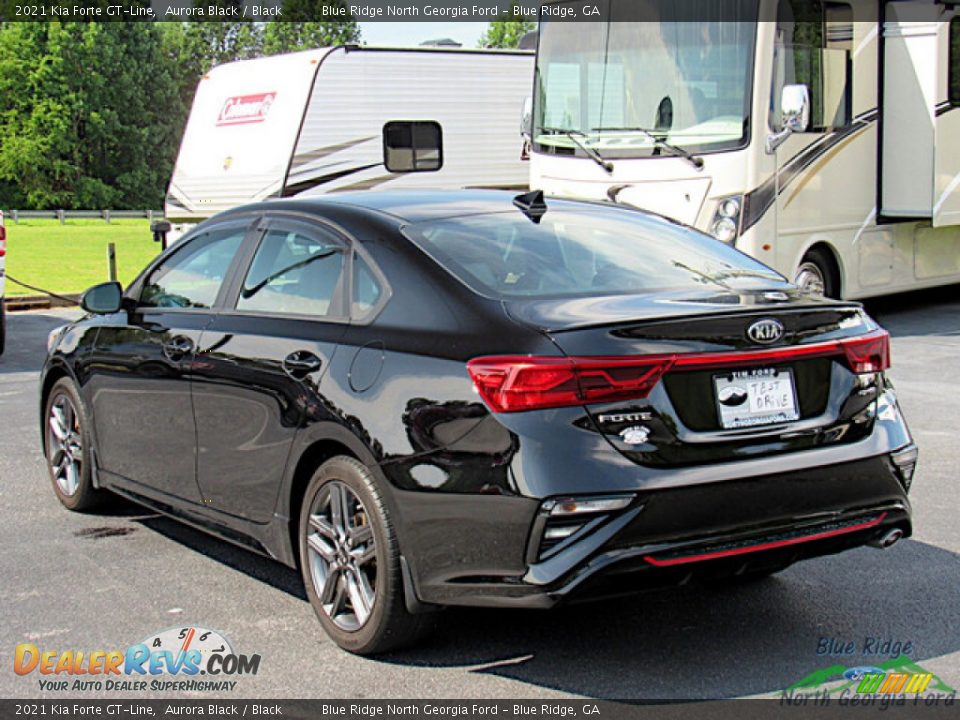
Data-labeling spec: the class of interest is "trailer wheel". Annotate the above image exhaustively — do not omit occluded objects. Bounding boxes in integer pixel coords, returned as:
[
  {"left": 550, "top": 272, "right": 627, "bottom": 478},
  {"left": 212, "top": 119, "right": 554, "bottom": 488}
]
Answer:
[{"left": 795, "top": 247, "right": 839, "bottom": 299}]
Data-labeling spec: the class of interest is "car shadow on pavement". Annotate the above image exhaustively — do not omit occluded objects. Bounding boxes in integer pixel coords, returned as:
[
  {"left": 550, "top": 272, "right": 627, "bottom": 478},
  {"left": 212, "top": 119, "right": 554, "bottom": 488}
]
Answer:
[
  {"left": 134, "top": 514, "right": 308, "bottom": 601},
  {"left": 374, "top": 538, "right": 960, "bottom": 700},
  {"left": 129, "top": 504, "right": 960, "bottom": 700}
]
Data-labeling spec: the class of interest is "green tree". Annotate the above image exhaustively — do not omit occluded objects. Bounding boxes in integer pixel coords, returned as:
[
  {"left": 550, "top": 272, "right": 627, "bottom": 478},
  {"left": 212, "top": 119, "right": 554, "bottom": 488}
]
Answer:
[
  {"left": 478, "top": 18, "right": 535, "bottom": 49},
  {"left": 262, "top": 0, "right": 360, "bottom": 55},
  {"left": 177, "top": 18, "right": 264, "bottom": 78},
  {"left": 0, "top": 22, "right": 185, "bottom": 209}
]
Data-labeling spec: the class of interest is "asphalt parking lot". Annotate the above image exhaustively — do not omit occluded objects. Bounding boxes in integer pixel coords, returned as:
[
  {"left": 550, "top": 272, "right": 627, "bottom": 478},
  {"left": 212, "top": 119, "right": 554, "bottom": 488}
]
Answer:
[{"left": 1, "top": 288, "right": 959, "bottom": 700}]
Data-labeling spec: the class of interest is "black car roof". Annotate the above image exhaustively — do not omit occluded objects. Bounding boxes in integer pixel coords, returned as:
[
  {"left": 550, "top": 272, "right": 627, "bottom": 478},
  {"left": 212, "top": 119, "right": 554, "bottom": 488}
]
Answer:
[{"left": 225, "top": 189, "right": 599, "bottom": 225}]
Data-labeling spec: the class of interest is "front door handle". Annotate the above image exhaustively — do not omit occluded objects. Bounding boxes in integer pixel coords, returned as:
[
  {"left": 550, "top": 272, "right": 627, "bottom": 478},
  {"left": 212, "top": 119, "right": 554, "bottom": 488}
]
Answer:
[
  {"left": 283, "top": 351, "right": 322, "bottom": 378},
  {"left": 163, "top": 335, "right": 194, "bottom": 360}
]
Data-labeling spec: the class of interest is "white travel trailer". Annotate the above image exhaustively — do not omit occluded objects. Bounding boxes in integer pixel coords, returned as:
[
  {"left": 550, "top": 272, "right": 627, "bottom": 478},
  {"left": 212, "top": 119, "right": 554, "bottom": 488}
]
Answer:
[
  {"left": 165, "top": 45, "right": 533, "bottom": 235},
  {"left": 527, "top": 0, "right": 960, "bottom": 298}
]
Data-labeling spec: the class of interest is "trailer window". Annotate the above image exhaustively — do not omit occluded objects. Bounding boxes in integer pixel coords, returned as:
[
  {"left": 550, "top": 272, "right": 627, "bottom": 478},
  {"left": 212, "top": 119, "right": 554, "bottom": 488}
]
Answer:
[
  {"left": 383, "top": 121, "right": 442, "bottom": 172},
  {"left": 951, "top": 18, "right": 960, "bottom": 107},
  {"left": 772, "top": 0, "right": 853, "bottom": 132}
]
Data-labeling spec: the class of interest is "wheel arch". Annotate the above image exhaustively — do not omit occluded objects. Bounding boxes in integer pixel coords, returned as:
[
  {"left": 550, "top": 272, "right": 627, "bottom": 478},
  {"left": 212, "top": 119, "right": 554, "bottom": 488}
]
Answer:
[{"left": 279, "top": 423, "right": 384, "bottom": 569}]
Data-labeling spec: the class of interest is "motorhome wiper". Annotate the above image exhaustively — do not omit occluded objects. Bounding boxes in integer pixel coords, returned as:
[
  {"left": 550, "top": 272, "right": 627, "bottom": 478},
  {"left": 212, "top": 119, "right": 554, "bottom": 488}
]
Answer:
[
  {"left": 592, "top": 126, "right": 704, "bottom": 171},
  {"left": 541, "top": 127, "right": 613, "bottom": 173}
]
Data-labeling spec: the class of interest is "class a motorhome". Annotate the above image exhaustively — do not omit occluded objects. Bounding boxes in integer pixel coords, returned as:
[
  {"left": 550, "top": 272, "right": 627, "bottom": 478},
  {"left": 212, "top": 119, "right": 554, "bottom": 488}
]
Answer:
[
  {"left": 526, "top": 0, "right": 960, "bottom": 298},
  {"left": 164, "top": 45, "right": 533, "bottom": 237}
]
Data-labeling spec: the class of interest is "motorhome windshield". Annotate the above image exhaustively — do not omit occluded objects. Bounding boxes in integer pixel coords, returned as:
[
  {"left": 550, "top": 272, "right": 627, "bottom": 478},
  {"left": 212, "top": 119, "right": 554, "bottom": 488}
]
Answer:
[{"left": 534, "top": 1, "right": 758, "bottom": 159}]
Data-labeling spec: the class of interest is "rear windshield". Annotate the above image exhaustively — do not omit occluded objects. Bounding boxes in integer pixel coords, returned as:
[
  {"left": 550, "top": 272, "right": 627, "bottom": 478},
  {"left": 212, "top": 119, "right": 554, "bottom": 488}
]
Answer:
[{"left": 402, "top": 206, "right": 786, "bottom": 300}]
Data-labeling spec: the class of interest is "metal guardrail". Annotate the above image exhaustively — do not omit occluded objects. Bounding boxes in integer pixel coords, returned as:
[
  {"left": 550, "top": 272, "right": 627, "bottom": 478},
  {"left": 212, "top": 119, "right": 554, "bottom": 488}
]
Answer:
[{"left": 6, "top": 209, "right": 163, "bottom": 224}]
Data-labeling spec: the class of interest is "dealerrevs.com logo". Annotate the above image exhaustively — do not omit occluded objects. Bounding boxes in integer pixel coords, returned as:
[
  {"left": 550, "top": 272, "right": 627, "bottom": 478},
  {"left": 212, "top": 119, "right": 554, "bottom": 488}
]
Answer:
[
  {"left": 14, "top": 626, "right": 261, "bottom": 693},
  {"left": 216, "top": 92, "right": 276, "bottom": 126}
]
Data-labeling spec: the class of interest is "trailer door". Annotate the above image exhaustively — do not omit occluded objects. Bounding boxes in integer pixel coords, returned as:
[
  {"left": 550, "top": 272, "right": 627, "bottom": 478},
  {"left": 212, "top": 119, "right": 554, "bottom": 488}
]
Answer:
[{"left": 933, "top": 15, "right": 960, "bottom": 226}]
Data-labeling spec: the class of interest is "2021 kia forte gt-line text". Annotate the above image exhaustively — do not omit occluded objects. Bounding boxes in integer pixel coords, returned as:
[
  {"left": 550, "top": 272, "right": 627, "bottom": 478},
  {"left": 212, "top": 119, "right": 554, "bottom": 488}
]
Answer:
[{"left": 40, "top": 191, "right": 917, "bottom": 654}]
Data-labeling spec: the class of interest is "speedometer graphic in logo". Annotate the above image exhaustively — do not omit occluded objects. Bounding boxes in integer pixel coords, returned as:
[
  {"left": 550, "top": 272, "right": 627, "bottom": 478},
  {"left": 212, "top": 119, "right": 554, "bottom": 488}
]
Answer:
[{"left": 141, "top": 626, "right": 233, "bottom": 668}]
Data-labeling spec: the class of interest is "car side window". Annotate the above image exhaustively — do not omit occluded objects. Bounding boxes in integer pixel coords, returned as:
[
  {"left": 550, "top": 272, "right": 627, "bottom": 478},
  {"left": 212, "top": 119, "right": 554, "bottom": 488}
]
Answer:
[
  {"left": 236, "top": 223, "right": 346, "bottom": 317},
  {"left": 140, "top": 224, "right": 247, "bottom": 309},
  {"left": 351, "top": 253, "right": 383, "bottom": 319}
]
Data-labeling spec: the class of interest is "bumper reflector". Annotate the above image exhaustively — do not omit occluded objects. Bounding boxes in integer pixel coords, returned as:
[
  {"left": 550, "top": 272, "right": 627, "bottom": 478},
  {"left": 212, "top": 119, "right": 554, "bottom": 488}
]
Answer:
[
  {"left": 891, "top": 446, "right": 918, "bottom": 491},
  {"left": 543, "top": 525, "right": 581, "bottom": 541},
  {"left": 549, "top": 495, "right": 634, "bottom": 516},
  {"left": 643, "top": 513, "right": 888, "bottom": 567}
]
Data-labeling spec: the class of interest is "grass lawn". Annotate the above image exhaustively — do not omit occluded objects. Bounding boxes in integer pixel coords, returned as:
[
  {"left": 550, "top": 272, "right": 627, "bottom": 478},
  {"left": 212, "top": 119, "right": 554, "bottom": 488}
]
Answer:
[{"left": 3, "top": 219, "right": 161, "bottom": 297}]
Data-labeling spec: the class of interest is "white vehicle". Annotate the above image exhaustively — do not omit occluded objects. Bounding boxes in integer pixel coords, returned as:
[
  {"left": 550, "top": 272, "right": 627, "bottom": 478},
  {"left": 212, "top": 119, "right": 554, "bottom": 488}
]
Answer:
[
  {"left": 165, "top": 45, "right": 533, "bottom": 238},
  {"left": 527, "top": 0, "right": 960, "bottom": 298},
  {"left": 0, "top": 209, "right": 6, "bottom": 355}
]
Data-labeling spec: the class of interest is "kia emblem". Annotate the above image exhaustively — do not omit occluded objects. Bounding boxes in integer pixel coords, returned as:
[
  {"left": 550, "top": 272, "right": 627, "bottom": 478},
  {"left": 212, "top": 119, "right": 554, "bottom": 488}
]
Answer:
[{"left": 747, "top": 318, "right": 785, "bottom": 344}]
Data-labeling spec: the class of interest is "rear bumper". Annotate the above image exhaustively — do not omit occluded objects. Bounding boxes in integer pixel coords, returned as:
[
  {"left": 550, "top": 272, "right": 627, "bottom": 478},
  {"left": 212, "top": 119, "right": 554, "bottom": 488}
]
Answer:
[{"left": 406, "top": 449, "right": 913, "bottom": 609}]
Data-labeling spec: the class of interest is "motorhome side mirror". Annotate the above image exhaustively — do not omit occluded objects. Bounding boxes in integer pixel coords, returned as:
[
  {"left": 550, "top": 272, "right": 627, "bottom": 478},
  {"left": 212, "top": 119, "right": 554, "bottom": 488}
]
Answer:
[
  {"left": 520, "top": 96, "right": 533, "bottom": 140},
  {"left": 80, "top": 281, "right": 123, "bottom": 315},
  {"left": 383, "top": 120, "right": 443, "bottom": 173},
  {"left": 780, "top": 84, "right": 810, "bottom": 133},
  {"left": 766, "top": 84, "right": 811, "bottom": 154}
]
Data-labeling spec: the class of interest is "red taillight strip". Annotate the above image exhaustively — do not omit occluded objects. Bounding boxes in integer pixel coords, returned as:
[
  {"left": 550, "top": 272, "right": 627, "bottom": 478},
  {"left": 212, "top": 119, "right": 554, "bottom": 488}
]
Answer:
[
  {"left": 467, "top": 329, "right": 890, "bottom": 413},
  {"left": 668, "top": 329, "right": 889, "bottom": 373},
  {"left": 642, "top": 512, "right": 888, "bottom": 567}
]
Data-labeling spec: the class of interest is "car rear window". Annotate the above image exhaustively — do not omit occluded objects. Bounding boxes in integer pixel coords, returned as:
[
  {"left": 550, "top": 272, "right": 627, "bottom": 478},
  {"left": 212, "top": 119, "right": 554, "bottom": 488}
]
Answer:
[{"left": 402, "top": 206, "right": 786, "bottom": 300}]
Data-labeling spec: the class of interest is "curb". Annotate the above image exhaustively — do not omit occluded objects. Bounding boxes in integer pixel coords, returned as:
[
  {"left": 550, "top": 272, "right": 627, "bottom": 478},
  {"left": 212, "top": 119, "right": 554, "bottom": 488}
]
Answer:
[{"left": 3, "top": 294, "right": 80, "bottom": 312}]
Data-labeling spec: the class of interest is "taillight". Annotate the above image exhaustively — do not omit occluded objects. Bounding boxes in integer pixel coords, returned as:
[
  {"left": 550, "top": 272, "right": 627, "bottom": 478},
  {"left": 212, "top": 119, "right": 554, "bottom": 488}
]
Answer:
[
  {"left": 468, "top": 329, "right": 891, "bottom": 413},
  {"left": 466, "top": 356, "right": 673, "bottom": 413},
  {"left": 841, "top": 330, "right": 890, "bottom": 374},
  {"left": 0, "top": 210, "right": 6, "bottom": 257}
]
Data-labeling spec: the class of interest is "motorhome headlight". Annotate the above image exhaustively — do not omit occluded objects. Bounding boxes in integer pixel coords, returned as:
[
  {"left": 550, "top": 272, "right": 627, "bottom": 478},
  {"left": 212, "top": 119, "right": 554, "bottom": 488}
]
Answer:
[
  {"left": 710, "top": 195, "right": 743, "bottom": 245},
  {"left": 711, "top": 217, "right": 738, "bottom": 244},
  {"left": 718, "top": 197, "right": 741, "bottom": 219}
]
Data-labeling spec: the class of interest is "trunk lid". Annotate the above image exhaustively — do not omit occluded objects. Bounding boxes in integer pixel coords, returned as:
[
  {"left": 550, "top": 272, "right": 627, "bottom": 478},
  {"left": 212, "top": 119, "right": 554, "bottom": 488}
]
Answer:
[{"left": 504, "top": 289, "right": 882, "bottom": 466}]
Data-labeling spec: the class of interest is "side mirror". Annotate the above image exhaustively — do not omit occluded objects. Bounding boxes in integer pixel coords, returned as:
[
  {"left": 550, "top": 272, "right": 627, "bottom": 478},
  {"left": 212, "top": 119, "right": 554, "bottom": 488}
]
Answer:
[
  {"left": 520, "top": 96, "right": 533, "bottom": 140},
  {"left": 780, "top": 84, "right": 810, "bottom": 133},
  {"left": 766, "top": 84, "right": 810, "bottom": 154},
  {"left": 80, "top": 281, "right": 123, "bottom": 314},
  {"left": 383, "top": 120, "right": 443, "bottom": 173}
]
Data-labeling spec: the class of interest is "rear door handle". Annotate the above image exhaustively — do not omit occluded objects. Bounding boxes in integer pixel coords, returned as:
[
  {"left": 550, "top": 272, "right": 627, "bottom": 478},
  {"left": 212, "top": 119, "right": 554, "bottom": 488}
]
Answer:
[
  {"left": 283, "top": 351, "right": 322, "bottom": 378},
  {"left": 163, "top": 335, "right": 194, "bottom": 360}
]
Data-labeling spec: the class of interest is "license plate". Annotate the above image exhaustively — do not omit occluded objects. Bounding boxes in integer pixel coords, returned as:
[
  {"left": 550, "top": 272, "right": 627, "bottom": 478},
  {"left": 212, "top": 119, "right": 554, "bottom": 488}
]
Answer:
[{"left": 713, "top": 368, "right": 799, "bottom": 429}]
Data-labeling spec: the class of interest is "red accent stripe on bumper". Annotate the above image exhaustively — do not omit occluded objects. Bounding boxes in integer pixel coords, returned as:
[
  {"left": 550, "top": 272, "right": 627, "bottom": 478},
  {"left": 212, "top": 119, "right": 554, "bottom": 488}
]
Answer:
[{"left": 642, "top": 513, "right": 888, "bottom": 568}]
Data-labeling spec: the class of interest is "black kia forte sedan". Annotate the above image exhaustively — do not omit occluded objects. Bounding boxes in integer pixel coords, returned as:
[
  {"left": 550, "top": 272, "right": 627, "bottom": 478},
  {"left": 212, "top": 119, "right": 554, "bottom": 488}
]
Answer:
[{"left": 40, "top": 190, "right": 916, "bottom": 654}]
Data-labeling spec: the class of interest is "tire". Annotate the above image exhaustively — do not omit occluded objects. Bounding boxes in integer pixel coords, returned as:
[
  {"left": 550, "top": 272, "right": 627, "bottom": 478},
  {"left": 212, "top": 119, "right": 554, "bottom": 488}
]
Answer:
[
  {"left": 795, "top": 247, "right": 840, "bottom": 299},
  {"left": 298, "top": 455, "right": 432, "bottom": 655},
  {"left": 43, "top": 377, "right": 108, "bottom": 512},
  {"left": 0, "top": 300, "right": 6, "bottom": 356}
]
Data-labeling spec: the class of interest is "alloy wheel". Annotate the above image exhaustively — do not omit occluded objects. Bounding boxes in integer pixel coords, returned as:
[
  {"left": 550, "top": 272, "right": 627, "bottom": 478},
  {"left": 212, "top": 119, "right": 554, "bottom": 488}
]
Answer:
[
  {"left": 306, "top": 480, "right": 379, "bottom": 632},
  {"left": 47, "top": 393, "right": 83, "bottom": 497},
  {"left": 795, "top": 261, "right": 826, "bottom": 296}
]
